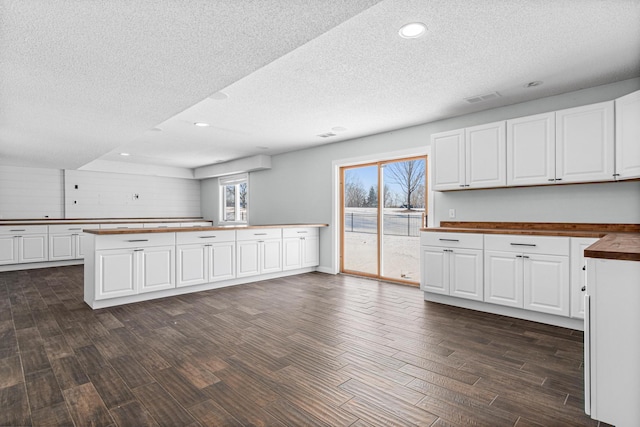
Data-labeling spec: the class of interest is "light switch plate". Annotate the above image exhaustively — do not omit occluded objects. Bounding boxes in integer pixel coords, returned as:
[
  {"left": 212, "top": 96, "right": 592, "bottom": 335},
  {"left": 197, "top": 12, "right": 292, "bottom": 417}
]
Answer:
[{"left": 449, "top": 209, "right": 456, "bottom": 219}]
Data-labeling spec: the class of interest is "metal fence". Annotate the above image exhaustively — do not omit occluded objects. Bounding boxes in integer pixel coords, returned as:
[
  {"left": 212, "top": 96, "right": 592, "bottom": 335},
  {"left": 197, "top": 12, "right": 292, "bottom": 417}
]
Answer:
[{"left": 344, "top": 212, "right": 424, "bottom": 237}]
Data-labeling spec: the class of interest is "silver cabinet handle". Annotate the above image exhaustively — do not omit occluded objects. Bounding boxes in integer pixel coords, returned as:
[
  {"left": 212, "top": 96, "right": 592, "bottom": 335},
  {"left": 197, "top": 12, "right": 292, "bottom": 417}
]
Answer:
[
  {"left": 117, "top": 227, "right": 129, "bottom": 229},
  {"left": 69, "top": 228, "right": 82, "bottom": 230},
  {"left": 510, "top": 243, "right": 536, "bottom": 247},
  {"left": 10, "top": 229, "right": 25, "bottom": 231},
  {"left": 581, "top": 286, "right": 586, "bottom": 292},
  {"left": 254, "top": 233, "right": 268, "bottom": 236},
  {"left": 296, "top": 231, "right": 308, "bottom": 234},
  {"left": 134, "top": 249, "right": 144, "bottom": 252},
  {"left": 199, "top": 236, "right": 217, "bottom": 239},
  {"left": 439, "top": 238, "right": 459, "bottom": 242},
  {"left": 126, "top": 239, "right": 149, "bottom": 242}
]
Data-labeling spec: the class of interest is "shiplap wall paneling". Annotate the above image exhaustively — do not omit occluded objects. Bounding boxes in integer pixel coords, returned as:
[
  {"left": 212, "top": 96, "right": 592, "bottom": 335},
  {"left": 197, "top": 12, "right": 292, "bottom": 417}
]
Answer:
[
  {"left": 64, "top": 170, "right": 201, "bottom": 218},
  {"left": 0, "top": 166, "right": 64, "bottom": 219}
]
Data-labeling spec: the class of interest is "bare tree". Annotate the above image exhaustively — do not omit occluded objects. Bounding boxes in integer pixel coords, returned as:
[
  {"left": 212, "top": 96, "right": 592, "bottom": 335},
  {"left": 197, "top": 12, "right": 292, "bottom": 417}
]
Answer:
[
  {"left": 344, "top": 175, "right": 367, "bottom": 207},
  {"left": 384, "top": 159, "right": 425, "bottom": 210}
]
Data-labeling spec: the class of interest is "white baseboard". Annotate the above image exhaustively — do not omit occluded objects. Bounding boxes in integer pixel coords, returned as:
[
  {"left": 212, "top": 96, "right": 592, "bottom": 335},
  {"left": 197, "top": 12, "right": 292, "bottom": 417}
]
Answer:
[{"left": 0, "top": 259, "right": 83, "bottom": 272}]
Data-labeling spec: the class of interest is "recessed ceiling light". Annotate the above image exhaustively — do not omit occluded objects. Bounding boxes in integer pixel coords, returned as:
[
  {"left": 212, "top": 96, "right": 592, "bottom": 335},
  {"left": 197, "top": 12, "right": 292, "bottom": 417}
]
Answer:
[
  {"left": 525, "top": 81, "right": 543, "bottom": 88},
  {"left": 399, "top": 22, "right": 427, "bottom": 39},
  {"left": 120, "top": 152, "right": 130, "bottom": 156},
  {"left": 256, "top": 146, "right": 269, "bottom": 150},
  {"left": 194, "top": 122, "right": 210, "bottom": 127}
]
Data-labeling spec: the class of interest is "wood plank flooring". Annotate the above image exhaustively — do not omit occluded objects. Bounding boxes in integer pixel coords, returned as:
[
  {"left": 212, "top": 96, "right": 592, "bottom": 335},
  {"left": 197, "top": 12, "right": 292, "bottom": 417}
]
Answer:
[{"left": 0, "top": 266, "right": 609, "bottom": 426}]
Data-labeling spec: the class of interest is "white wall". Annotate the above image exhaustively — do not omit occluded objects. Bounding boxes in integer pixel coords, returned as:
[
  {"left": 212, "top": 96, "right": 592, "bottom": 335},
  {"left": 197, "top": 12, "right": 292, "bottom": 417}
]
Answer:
[
  {"left": 0, "top": 166, "right": 202, "bottom": 219},
  {"left": 0, "top": 166, "right": 64, "bottom": 219},
  {"left": 201, "top": 78, "right": 640, "bottom": 272},
  {"left": 65, "top": 170, "right": 201, "bottom": 218}
]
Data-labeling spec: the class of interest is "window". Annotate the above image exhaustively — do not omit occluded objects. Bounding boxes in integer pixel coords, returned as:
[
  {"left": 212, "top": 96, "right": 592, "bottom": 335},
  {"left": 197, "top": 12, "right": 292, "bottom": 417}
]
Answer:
[{"left": 219, "top": 173, "right": 248, "bottom": 223}]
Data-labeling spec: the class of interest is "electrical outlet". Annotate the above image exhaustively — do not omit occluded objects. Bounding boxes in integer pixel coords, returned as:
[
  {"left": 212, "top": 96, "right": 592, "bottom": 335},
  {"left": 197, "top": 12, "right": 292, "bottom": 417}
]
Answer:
[{"left": 448, "top": 209, "right": 456, "bottom": 219}]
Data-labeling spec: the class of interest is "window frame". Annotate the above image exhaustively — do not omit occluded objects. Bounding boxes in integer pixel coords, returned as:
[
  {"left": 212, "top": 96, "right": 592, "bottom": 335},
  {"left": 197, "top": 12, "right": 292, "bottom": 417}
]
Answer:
[{"left": 218, "top": 173, "right": 249, "bottom": 224}]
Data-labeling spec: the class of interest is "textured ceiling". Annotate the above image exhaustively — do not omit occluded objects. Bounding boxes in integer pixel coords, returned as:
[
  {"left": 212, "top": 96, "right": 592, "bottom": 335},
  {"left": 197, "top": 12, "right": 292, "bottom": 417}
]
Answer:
[{"left": 1, "top": 0, "right": 639, "bottom": 174}]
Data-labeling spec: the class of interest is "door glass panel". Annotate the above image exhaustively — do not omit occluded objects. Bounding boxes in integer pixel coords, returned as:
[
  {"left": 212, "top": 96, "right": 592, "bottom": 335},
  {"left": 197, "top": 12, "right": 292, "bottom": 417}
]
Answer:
[
  {"left": 342, "top": 165, "right": 378, "bottom": 275},
  {"left": 381, "top": 158, "right": 425, "bottom": 282}
]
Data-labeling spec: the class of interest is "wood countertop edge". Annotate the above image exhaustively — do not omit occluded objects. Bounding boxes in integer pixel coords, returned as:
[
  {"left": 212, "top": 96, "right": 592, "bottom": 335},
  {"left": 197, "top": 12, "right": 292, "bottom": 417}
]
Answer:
[
  {"left": 84, "top": 224, "right": 329, "bottom": 235},
  {"left": 584, "top": 233, "right": 640, "bottom": 262},
  {"left": 420, "top": 227, "right": 611, "bottom": 238}
]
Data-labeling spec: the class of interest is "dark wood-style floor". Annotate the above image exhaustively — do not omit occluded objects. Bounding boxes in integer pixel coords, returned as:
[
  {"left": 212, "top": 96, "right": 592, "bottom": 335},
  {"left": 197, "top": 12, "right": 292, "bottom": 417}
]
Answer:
[{"left": 1, "top": 266, "right": 608, "bottom": 427}]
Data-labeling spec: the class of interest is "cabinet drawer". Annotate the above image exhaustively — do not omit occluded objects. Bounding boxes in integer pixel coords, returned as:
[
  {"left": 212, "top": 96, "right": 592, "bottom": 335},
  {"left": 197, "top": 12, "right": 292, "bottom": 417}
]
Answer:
[
  {"left": 48, "top": 224, "right": 93, "bottom": 233},
  {"left": 282, "top": 227, "right": 319, "bottom": 238},
  {"left": 0, "top": 225, "right": 48, "bottom": 235},
  {"left": 95, "top": 233, "right": 176, "bottom": 250},
  {"left": 484, "top": 234, "right": 569, "bottom": 256},
  {"left": 237, "top": 228, "right": 282, "bottom": 241},
  {"left": 176, "top": 230, "right": 236, "bottom": 244},
  {"left": 421, "top": 232, "right": 483, "bottom": 249},
  {"left": 100, "top": 223, "right": 145, "bottom": 230}
]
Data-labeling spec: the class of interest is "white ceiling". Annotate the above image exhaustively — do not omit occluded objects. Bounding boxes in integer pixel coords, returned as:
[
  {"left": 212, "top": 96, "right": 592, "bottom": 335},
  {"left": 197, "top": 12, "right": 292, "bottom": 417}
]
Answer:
[{"left": 1, "top": 0, "right": 639, "bottom": 175}]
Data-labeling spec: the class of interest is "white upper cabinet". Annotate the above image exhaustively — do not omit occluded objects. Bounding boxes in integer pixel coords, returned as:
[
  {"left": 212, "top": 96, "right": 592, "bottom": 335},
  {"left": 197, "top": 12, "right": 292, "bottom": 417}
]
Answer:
[
  {"left": 614, "top": 89, "right": 640, "bottom": 180},
  {"left": 465, "top": 121, "right": 506, "bottom": 189},
  {"left": 431, "top": 123, "right": 505, "bottom": 191},
  {"left": 431, "top": 129, "right": 465, "bottom": 190},
  {"left": 556, "top": 101, "right": 614, "bottom": 183},
  {"left": 507, "top": 112, "right": 556, "bottom": 186}
]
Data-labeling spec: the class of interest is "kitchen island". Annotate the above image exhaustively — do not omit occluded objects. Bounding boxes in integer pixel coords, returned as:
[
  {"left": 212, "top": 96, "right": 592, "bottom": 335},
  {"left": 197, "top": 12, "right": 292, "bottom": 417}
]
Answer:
[{"left": 83, "top": 224, "right": 327, "bottom": 309}]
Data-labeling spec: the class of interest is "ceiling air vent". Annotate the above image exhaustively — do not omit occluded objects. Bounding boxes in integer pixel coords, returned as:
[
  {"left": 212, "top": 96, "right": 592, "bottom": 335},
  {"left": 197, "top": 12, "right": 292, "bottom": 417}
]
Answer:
[
  {"left": 317, "top": 132, "right": 337, "bottom": 138},
  {"left": 464, "top": 91, "right": 501, "bottom": 104}
]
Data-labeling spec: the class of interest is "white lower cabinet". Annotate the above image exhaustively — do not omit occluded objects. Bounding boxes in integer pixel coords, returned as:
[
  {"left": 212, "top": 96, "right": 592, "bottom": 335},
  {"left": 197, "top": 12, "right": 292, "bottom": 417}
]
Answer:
[
  {"left": 570, "top": 237, "right": 599, "bottom": 319},
  {"left": 420, "top": 233, "right": 483, "bottom": 301},
  {"left": 236, "top": 229, "right": 282, "bottom": 278},
  {"left": 283, "top": 228, "right": 320, "bottom": 271},
  {"left": 0, "top": 225, "right": 48, "bottom": 265},
  {"left": 93, "top": 233, "right": 176, "bottom": 300},
  {"left": 484, "top": 235, "right": 570, "bottom": 316},
  {"left": 48, "top": 224, "right": 92, "bottom": 261},
  {"left": 176, "top": 230, "right": 236, "bottom": 287},
  {"left": 484, "top": 250, "right": 523, "bottom": 308}
]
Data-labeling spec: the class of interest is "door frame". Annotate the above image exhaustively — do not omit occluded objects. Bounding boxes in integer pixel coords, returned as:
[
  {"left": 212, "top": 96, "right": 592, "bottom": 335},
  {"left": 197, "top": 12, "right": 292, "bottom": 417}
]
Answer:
[{"left": 331, "top": 147, "right": 433, "bottom": 279}]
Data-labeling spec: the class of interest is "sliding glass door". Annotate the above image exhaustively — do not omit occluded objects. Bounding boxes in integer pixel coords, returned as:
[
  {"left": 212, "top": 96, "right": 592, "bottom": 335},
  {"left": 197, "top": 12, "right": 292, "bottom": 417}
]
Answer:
[{"left": 341, "top": 156, "right": 426, "bottom": 285}]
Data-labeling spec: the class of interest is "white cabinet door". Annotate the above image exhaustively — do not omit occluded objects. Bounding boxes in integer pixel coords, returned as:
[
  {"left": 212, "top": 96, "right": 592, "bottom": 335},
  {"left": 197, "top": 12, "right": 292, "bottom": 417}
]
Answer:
[
  {"left": 237, "top": 241, "right": 260, "bottom": 278},
  {"left": 176, "top": 244, "right": 208, "bottom": 288},
  {"left": 507, "top": 112, "right": 556, "bottom": 186},
  {"left": 465, "top": 121, "right": 506, "bottom": 188},
  {"left": 0, "top": 236, "right": 19, "bottom": 265},
  {"left": 261, "top": 239, "right": 282, "bottom": 274},
  {"left": 420, "top": 247, "right": 449, "bottom": 294},
  {"left": 450, "top": 248, "right": 483, "bottom": 301},
  {"left": 556, "top": 101, "right": 614, "bottom": 183},
  {"left": 523, "top": 254, "right": 569, "bottom": 316},
  {"left": 283, "top": 237, "right": 302, "bottom": 271},
  {"left": 615, "top": 89, "right": 640, "bottom": 180},
  {"left": 139, "top": 246, "right": 175, "bottom": 293},
  {"left": 210, "top": 241, "right": 235, "bottom": 282},
  {"left": 570, "top": 238, "right": 598, "bottom": 319},
  {"left": 431, "top": 129, "right": 465, "bottom": 190},
  {"left": 77, "top": 234, "right": 89, "bottom": 259},
  {"left": 484, "top": 250, "right": 522, "bottom": 308},
  {"left": 20, "top": 234, "right": 48, "bottom": 263},
  {"left": 49, "top": 234, "right": 75, "bottom": 261},
  {"left": 96, "top": 249, "right": 137, "bottom": 300},
  {"left": 301, "top": 235, "right": 320, "bottom": 268}
]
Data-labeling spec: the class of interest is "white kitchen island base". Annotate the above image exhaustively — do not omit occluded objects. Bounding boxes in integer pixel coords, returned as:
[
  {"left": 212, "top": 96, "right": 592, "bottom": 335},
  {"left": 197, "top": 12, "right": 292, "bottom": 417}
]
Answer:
[
  {"left": 85, "top": 265, "right": 316, "bottom": 309},
  {"left": 83, "top": 225, "right": 325, "bottom": 309}
]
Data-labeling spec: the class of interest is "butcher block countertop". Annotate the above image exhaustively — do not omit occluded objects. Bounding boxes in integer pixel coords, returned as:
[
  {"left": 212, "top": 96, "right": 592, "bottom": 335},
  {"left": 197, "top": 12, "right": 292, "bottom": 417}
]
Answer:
[
  {"left": 84, "top": 223, "right": 329, "bottom": 235},
  {"left": 421, "top": 222, "right": 640, "bottom": 262}
]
